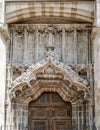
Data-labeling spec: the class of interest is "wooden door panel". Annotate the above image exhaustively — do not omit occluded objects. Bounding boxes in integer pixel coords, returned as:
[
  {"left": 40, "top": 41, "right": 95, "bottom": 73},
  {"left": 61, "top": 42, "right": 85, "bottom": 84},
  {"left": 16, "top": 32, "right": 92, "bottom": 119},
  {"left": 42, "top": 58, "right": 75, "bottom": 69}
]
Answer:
[
  {"left": 53, "top": 120, "right": 72, "bottom": 130},
  {"left": 29, "top": 93, "right": 72, "bottom": 130},
  {"left": 30, "top": 107, "right": 48, "bottom": 119},
  {"left": 32, "top": 120, "right": 49, "bottom": 130},
  {"left": 51, "top": 107, "right": 71, "bottom": 120},
  {"left": 52, "top": 107, "right": 67, "bottom": 117}
]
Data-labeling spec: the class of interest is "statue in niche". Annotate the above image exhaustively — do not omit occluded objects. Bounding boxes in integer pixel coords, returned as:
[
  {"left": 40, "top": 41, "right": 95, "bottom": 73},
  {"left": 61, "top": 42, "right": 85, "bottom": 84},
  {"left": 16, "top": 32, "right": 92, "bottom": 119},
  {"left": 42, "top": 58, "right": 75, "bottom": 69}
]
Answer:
[
  {"left": 45, "top": 27, "right": 55, "bottom": 61},
  {"left": 46, "top": 31, "right": 55, "bottom": 61},
  {"left": 46, "top": 27, "right": 54, "bottom": 46},
  {"left": 48, "top": 32, "right": 54, "bottom": 45}
]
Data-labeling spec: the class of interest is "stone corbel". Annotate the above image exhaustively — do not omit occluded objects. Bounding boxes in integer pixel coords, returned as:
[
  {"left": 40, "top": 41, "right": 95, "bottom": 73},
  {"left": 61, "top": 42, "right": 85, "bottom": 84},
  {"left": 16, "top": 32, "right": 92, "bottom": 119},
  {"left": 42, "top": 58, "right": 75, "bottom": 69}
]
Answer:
[
  {"left": 26, "top": 25, "right": 36, "bottom": 33},
  {"left": 15, "top": 24, "right": 24, "bottom": 33}
]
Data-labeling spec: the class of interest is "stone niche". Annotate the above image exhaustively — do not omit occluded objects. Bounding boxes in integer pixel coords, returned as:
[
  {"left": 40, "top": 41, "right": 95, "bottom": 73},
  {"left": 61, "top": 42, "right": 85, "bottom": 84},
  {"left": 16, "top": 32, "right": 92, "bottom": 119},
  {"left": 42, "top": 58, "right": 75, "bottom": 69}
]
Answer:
[{"left": 7, "top": 24, "right": 92, "bottom": 65}]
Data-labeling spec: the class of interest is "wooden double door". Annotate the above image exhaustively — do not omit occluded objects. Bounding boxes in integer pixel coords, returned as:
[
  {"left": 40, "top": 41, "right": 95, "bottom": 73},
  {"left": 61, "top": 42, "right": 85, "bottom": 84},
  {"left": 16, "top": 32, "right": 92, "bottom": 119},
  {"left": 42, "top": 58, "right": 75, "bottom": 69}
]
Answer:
[{"left": 29, "top": 93, "right": 72, "bottom": 130}]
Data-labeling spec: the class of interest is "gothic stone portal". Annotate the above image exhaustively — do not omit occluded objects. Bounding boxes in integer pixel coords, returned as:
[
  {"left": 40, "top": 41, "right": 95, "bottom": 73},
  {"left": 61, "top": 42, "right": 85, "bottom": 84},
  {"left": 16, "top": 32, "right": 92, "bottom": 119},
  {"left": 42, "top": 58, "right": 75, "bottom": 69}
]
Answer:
[
  {"left": 9, "top": 27, "right": 91, "bottom": 130},
  {"left": 28, "top": 92, "right": 72, "bottom": 130}
]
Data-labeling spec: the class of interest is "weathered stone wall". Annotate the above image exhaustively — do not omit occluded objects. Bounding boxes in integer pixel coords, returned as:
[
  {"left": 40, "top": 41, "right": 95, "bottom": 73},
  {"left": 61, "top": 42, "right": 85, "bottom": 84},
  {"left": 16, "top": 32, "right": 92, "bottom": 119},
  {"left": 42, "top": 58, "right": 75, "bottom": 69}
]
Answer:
[
  {"left": 92, "top": 0, "right": 100, "bottom": 129},
  {"left": 92, "top": 27, "right": 100, "bottom": 130},
  {"left": 0, "top": 35, "right": 6, "bottom": 127},
  {"left": 95, "top": 0, "right": 100, "bottom": 25},
  {"left": 0, "top": 0, "right": 6, "bottom": 128}
]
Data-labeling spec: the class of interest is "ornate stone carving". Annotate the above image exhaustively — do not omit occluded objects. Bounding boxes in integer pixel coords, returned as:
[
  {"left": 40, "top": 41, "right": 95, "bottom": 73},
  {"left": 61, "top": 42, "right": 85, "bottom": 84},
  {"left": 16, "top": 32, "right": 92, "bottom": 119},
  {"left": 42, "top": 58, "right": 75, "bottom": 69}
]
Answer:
[
  {"left": 9, "top": 24, "right": 91, "bottom": 32},
  {"left": 46, "top": 47, "right": 55, "bottom": 61},
  {"left": 10, "top": 58, "right": 91, "bottom": 103},
  {"left": 65, "top": 65, "right": 88, "bottom": 86},
  {"left": 13, "top": 65, "right": 22, "bottom": 74},
  {"left": 44, "top": 66, "right": 55, "bottom": 74}
]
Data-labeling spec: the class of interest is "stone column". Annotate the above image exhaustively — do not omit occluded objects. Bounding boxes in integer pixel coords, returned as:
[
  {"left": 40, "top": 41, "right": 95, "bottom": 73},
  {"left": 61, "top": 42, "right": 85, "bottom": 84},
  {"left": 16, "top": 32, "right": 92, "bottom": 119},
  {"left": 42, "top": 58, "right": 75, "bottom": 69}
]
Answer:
[
  {"left": 5, "top": 64, "right": 12, "bottom": 130},
  {"left": 12, "top": 29, "right": 16, "bottom": 63},
  {"left": 11, "top": 102, "right": 28, "bottom": 130},
  {"left": 72, "top": 103, "right": 78, "bottom": 130},
  {"left": 23, "top": 27, "right": 28, "bottom": 64},
  {"left": 62, "top": 28, "right": 66, "bottom": 63},
  {"left": 35, "top": 28, "right": 39, "bottom": 63},
  {"left": 85, "top": 29, "right": 89, "bottom": 64},
  {"left": 9, "top": 29, "right": 13, "bottom": 64},
  {"left": 92, "top": 26, "right": 100, "bottom": 130},
  {"left": 91, "top": 1, "right": 100, "bottom": 129},
  {"left": 73, "top": 28, "right": 77, "bottom": 64}
]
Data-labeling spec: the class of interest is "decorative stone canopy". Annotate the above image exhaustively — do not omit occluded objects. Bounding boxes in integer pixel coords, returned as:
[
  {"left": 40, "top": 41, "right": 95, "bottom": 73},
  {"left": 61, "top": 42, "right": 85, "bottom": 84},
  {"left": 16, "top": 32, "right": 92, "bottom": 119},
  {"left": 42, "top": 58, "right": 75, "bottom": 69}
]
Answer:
[{"left": 10, "top": 58, "right": 91, "bottom": 103}]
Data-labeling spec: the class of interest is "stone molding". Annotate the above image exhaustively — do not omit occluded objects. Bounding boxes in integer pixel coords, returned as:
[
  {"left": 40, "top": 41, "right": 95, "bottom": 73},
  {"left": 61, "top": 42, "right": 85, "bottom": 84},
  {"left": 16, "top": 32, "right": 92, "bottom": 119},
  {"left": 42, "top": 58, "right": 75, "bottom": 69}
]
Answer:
[{"left": 9, "top": 24, "right": 91, "bottom": 32}]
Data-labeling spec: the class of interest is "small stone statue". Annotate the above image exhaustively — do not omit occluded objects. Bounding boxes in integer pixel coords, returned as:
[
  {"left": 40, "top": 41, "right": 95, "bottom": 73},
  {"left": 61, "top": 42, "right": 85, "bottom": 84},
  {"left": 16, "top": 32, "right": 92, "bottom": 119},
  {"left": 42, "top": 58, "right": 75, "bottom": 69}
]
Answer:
[
  {"left": 45, "top": 29, "right": 55, "bottom": 61},
  {"left": 47, "top": 32, "right": 54, "bottom": 46}
]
